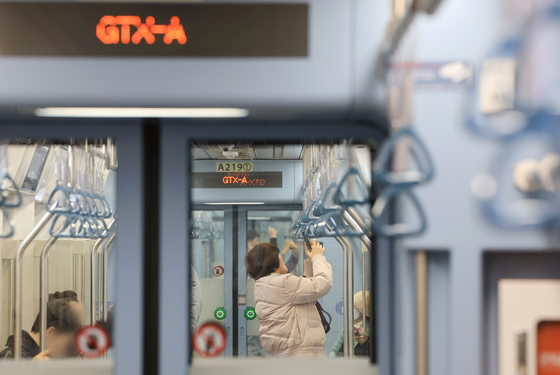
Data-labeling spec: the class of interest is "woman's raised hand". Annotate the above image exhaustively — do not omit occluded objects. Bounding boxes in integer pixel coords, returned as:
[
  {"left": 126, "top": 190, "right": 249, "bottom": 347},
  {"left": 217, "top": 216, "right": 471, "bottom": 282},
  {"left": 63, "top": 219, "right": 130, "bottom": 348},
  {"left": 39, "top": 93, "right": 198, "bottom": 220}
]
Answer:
[{"left": 305, "top": 239, "right": 325, "bottom": 259}]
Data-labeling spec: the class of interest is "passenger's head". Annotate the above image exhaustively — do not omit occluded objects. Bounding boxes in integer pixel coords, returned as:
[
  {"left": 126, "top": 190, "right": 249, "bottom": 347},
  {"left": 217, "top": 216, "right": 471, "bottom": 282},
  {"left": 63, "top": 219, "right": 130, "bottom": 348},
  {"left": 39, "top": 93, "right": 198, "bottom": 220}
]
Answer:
[
  {"left": 31, "top": 298, "right": 81, "bottom": 358},
  {"left": 246, "top": 242, "right": 287, "bottom": 280},
  {"left": 353, "top": 291, "right": 371, "bottom": 320},
  {"left": 247, "top": 229, "right": 260, "bottom": 251},
  {"left": 50, "top": 290, "right": 84, "bottom": 325}
]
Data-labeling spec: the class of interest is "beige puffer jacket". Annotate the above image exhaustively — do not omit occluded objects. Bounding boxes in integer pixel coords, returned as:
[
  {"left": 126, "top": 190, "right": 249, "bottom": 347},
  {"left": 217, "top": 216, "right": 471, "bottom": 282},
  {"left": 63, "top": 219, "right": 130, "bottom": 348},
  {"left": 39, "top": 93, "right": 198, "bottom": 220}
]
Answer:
[{"left": 253, "top": 255, "right": 333, "bottom": 358}]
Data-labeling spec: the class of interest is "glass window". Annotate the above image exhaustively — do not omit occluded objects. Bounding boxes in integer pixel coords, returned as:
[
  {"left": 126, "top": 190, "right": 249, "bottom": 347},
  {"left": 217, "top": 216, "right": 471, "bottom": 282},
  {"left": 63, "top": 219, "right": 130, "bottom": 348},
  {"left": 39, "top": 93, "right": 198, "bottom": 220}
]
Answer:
[
  {"left": 0, "top": 140, "right": 117, "bottom": 363},
  {"left": 189, "top": 141, "right": 374, "bottom": 361}
]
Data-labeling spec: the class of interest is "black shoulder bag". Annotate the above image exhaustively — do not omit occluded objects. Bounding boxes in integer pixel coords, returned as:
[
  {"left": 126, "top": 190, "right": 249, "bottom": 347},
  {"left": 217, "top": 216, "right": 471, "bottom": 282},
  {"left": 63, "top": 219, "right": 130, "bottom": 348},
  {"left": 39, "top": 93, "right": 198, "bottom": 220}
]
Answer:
[
  {"left": 313, "top": 300, "right": 332, "bottom": 333},
  {"left": 302, "top": 263, "right": 332, "bottom": 334}
]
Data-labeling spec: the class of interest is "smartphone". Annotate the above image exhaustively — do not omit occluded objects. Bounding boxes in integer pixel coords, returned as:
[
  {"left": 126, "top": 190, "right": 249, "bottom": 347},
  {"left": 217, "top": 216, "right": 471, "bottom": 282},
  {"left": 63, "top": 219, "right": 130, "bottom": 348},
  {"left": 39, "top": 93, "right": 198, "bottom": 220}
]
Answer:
[{"left": 304, "top": 237, "right": 323, "bottom": 249}]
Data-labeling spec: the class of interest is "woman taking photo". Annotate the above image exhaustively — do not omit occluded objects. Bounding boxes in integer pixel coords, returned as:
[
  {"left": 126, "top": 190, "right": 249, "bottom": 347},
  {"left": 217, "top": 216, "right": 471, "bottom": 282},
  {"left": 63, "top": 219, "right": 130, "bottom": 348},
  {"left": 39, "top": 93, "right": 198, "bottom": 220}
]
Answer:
[{"left": 246, "top": 239, "right": 332, "bottom": 358}]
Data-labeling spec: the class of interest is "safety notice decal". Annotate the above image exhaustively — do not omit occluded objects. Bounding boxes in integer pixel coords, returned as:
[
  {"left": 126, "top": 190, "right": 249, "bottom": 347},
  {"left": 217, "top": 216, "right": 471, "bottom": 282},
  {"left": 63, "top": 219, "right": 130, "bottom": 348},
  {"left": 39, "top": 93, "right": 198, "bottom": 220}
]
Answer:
[
  {"left": 212, "top": 266, "right": 224, "bottom": 277},
  {"left": 75, "top": 325, "right": 111, "bottom": 358},
  {"left": 192, "top": 322, "right": 227, "bottom": 358}
]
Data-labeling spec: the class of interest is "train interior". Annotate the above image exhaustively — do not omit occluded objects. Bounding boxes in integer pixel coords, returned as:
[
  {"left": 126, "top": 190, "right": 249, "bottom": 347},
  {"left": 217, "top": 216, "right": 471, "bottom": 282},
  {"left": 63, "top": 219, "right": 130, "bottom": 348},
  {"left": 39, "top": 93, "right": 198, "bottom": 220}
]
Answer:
[
  {"left": 0, "top": 140, "right": 117, "bottom": 358},
  {"left": 189, "top": 141, "right": 375, "bottom": 360},
  {"left": 1, "top": 0, "right": 560, "bottom": 375}
]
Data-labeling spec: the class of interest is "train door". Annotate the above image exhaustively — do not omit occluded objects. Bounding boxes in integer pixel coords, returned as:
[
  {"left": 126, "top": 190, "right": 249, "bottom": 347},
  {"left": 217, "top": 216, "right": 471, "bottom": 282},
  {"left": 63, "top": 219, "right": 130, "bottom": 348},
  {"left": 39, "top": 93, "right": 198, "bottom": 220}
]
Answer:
[
  {"left": 160, "top": 120, "right": 388, "bottom": 375},
  {"left": 182, "top": 126, "right": 382, "bottom": 367}
]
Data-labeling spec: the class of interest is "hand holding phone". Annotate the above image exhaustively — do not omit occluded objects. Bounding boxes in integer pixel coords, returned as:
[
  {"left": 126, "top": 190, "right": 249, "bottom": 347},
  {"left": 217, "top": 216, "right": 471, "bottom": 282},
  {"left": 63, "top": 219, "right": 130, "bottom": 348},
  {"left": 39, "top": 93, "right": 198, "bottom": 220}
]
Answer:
[{"left": 305, "top": 239, "right": 325, "bottom": 260}]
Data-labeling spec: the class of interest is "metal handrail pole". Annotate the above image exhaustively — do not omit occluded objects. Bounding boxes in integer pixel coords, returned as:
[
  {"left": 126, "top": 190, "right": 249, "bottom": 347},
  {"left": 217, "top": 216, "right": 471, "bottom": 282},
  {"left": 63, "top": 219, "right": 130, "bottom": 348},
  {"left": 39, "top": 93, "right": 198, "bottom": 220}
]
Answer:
[
  {"left": 90, "top": 238, "right": 103, "bottom": 325},
  {"left": 14, "top": 210, "right": 54, "bottom": 358},
  {"left": 91, "top": 219, "right": 116, "bottom": 324},
  {"left": 328, "top": 220, "right": 354, "bottom": 359},
  {"left": 362, "top": 244, "right": 369, "bottom": 328},
  {"left": 342, "top": 209, "right": 372, "bottom": 249},
  {"left": 103, "top": 233, "right": 117, "bottom": 321},
  {"left": 39, "top": 237, "right": 58, "bottom": 350}
]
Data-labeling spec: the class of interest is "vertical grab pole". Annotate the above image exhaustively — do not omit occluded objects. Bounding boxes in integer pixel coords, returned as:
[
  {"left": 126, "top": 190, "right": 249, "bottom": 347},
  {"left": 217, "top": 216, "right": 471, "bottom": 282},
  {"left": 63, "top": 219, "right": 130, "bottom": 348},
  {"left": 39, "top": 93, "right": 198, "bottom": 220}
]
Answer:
[
  {"left": 91, "top": 238, "right": 102, "bottom": 325},
  {"left": 9, "top": 259, "right": 15, "bottom": 335},
  {"left": 416, "top": 251, "right": 428, "bottom": 375},
  {"left": 98, "top": 252, "right": 103, "bottom": 321},
  {"left": 14, "top": 211, "right": 54, "bottom": 359},
  {"left": 333, "top": 233, "right": 354, "bottom": 359},
  {"left": 91, "top": 219, "right": 116, "bottom": 324},
  {"left": 40, "top": 237, "right": 59, "bottom": 351},
  {"left": 81, "top": 254, "right": 86, "bottom": 304},
  {"left": 362, "top": 243, "right": 369, "bottom": 326},
  {"left": 103, "top": 233, "right": 117, "bottom": 321},
  {"left": 72, "top": 254, "right": 77, "bottom": 291}
]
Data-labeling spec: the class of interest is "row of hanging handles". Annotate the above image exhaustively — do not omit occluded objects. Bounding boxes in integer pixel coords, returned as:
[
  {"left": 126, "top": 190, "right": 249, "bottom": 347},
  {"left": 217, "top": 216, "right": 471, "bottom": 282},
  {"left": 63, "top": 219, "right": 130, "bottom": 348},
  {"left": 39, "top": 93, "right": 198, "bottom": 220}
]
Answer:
[
  {"left": 294, "top": 127, "right": 435, "bottom": 239},
  {"left": 0, "top": 142, "right": 113, "bottom": 239},
  {"left": 47, "top": 145, "right": 113, "bottom": 238},
  {"left": 466, "top": 1, "right": 560, "bottom": 230}
]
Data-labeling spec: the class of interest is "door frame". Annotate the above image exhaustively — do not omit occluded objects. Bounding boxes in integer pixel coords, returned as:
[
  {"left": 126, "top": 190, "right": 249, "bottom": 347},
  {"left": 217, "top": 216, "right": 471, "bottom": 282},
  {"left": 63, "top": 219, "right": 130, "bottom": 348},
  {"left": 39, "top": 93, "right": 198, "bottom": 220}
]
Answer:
[
  {"left": 0, "top": 119, "right": 144, "bottom": 375},
  {"left": 160, "top": 119, "right": 390, "bottom": 375}
]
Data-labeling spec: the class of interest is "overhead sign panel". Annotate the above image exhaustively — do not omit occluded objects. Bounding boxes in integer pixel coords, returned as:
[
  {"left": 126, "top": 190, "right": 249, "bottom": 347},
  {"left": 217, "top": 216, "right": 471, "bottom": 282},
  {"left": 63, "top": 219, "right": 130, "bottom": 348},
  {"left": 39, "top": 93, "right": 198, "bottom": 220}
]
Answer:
[
  {"left": 192, "top": 172, "right": 283, "bottom": 189},
  {"left": 0, "top": 3, "right": 308, "bottom": 57}
]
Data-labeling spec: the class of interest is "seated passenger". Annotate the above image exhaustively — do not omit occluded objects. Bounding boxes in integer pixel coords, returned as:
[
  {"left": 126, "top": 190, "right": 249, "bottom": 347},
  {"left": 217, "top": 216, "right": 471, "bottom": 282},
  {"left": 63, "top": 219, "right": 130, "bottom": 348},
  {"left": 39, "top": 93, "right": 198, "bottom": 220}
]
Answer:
[
  {"left": 49, "top": 290, "right": 85, "bottom": 325},
  {"left": 247, "top": 240, "right": 333, "bottom": 358},
  {"left": 0, "top": 298, "right": 81, "bottom": 359},
  {"left": 328, "top": 291, "right": 371, "bottom": 358}
]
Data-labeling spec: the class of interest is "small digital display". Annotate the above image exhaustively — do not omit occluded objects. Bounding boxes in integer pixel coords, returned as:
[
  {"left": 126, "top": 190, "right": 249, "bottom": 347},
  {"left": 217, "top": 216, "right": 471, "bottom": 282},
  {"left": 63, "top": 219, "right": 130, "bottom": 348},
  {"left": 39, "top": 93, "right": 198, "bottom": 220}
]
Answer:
[
  {"left": 0, "top": 3, "right": 308, "bottom": 57},
  {"left": 192, "top": 172, "right": 282, "bottom": 189}
]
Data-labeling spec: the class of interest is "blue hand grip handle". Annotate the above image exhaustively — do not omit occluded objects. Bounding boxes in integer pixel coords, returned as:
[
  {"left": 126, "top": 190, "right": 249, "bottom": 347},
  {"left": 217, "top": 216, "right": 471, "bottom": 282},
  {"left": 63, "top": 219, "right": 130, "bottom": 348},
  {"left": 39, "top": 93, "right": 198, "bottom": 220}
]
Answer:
[
  {"left": 304, "top": 211, "right": 365, "bottom": 238},
  {"left": 372, "top": 185, "right": 428, "bottom": 238},
  {"left": 373, "top": 127, "right": 435, "bottom": 187},
  {"left": 0, "top": 173, "right": 23, "bottom": 208},
  {"left": 81, "top": 216, "right": 100, "bottom": 239},
  {"left": 85, "top": 191, "right": 98, "bottom": 217},
  {"left": 0, "top": 207, "right": 14, "bottom": 238},
  {"left": 101, "top": 196, "right": 112, "bottom": 219},
  {"left": 301, "top": 201, "right": 319, "bottom": 224},
  {"left": 49, "top": 214, "right": 75, "bottom": 238},
  {"left": 313, "top": 183, "right": 340, "bottom": 216},
  {"left": 333, "top": 167, "right": 370, "bottom": 207},
  {"left": 74, "top": 215, "right": 91, "bottom": 238},
  {"left": 96, "top": 218, "right": 109, "bottom": 238},
  {"left": 74, "top": 189, "right": 92, "bottom": 216},
  {"left": 93, "top": 193, "right": 107, "bottom": 218},
  {"left": 46, "top": 185, "right": 73, "bottom": 213}
]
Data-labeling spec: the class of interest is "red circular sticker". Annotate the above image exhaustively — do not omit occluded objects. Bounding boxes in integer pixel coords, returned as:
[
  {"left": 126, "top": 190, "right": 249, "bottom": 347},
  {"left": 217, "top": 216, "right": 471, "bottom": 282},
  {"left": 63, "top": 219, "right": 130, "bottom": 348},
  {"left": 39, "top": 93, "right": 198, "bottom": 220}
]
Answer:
[
  {"left": 75, "top": 325, "right": 111, "bottom": 359},
  {"left": 212, "top": 266, "right": 224, "bottom": 277},
  {"left": 192, "top": 322, "right": 226, "bottom": 358}
]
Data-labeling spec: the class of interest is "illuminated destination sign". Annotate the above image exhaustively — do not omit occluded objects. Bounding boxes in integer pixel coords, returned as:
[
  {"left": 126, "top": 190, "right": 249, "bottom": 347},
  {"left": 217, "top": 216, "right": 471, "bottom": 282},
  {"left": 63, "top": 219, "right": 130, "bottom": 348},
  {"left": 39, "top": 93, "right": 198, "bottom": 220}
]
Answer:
[
  {"left": 0, "top": 3, "right": 308, "bottom": 57},
  {"left": 192, "top": 172, "right": 282, "bottom": 189}
]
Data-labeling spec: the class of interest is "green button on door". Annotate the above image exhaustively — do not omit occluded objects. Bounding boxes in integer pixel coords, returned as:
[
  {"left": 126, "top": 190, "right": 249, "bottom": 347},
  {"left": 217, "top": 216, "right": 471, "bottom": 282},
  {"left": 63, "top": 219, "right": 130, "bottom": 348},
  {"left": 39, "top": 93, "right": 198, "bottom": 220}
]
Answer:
[
  {"left": 214, "top": 307, "right": 227, "bottom": 320},
  {"left": 244, "top": 307, "right": 256, "bottom": 320}
]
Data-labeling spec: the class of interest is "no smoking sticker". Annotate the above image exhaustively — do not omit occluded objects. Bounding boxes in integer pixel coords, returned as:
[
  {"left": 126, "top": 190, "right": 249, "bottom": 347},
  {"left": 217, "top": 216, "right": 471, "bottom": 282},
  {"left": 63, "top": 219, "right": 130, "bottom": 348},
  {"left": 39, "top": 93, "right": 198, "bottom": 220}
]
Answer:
[
  {"left": 192, "top": 322, "right": 226, "bottom": 358},
  {"left": 75, "top": 325, "right": 111, "bottom": 358},
  {"left": 212, "top": 266, "right": 224, "bottom": 277}
]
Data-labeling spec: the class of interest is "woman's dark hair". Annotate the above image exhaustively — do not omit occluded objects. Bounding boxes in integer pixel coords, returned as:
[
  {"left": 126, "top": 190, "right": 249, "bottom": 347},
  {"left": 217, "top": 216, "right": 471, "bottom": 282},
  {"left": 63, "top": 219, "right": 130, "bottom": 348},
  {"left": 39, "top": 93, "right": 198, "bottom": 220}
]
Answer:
[
  {"left": 31, "top": 298, "right": 81, "bottom": 334},
  {"left": 49, "top": 290, "right": 79, "bottom": 303},
  {"left": 245, "top": 242, "right": 280, "bottom": 280}
]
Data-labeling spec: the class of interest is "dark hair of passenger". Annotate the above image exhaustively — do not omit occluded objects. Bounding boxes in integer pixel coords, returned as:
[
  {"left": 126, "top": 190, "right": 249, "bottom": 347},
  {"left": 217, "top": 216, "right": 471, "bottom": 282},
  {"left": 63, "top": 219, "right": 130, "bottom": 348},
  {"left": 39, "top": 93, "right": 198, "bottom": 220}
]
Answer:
[
  {"left": 49, "top": 290, "right": 79, "bottom": 303},
  {"left": 245, "top": 243, "right": 280, "bottom": 280},
  {"left": 247, "top": 229, "right": 260, "bottom": 241},
  {"left": 31, "top": 298, "right": 81, "bottom": 334}
]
